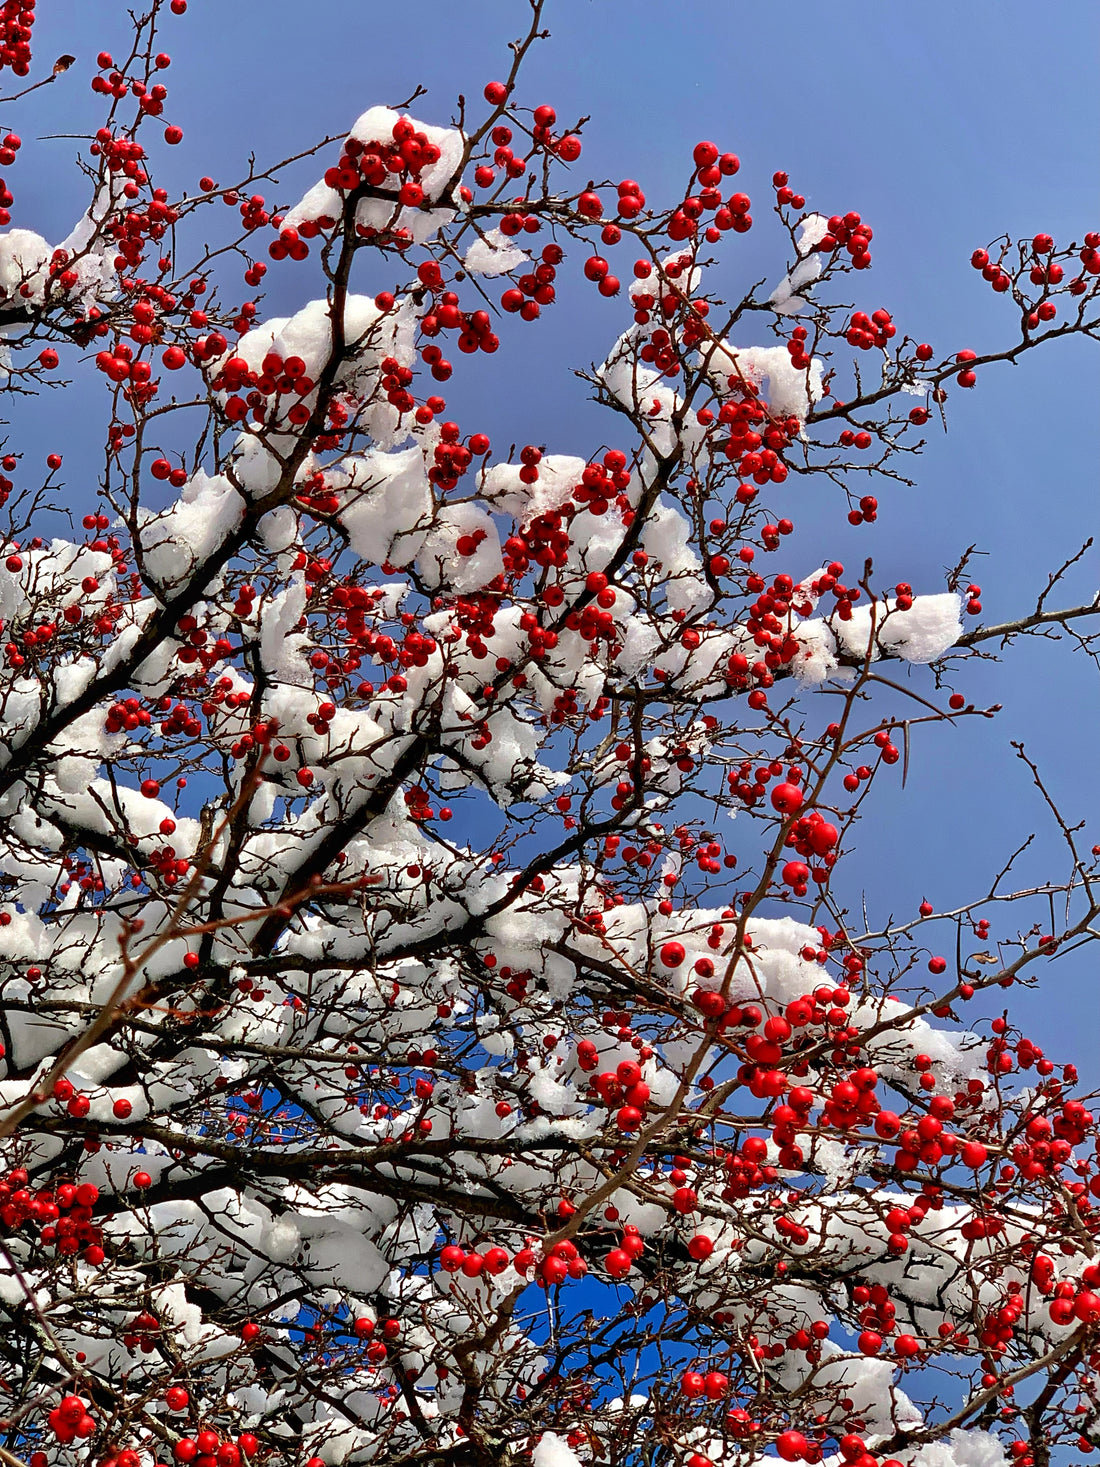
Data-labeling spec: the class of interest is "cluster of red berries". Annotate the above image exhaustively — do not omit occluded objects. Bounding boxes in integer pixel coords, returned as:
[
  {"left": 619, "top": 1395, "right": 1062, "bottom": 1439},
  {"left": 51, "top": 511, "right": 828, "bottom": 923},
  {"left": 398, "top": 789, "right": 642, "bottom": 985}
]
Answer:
[
  {"left": 104, "top": 695, "right": 154, "bottom": 735},
  {"left": 473, "top": 100, "right": 584, "bottom": 196},
  {"left": 784, "top": 323, "right": 812, "bottom": 371},
  {"left": 771, "top": 169, "right": 806, "bottom": 211},
  {"left": 342, "top": 1315, "right": 400, "bottom": 1366},
  {"left": 53, "top": 1076, "right": 137, "bottom": 1122},
  {"left": 0, "top": 0, "right": 33, "bottom": 78},
  {"left": 308, "top": 114, "right": 444, "bottom": 252},
  {"left": 740, "top": 571, "right": 810, "bottom": 660},
  {"left": 431, "top": 420, "right": 489, "bottom": 487},
  {"left": 560, "top": 590, "right": 620, "bottom": 652},
  {"left": 90, "top": 125, "right": 150, "bottom": 188},
  {"left": 94, "top": 339, "right": 152, "bottom": 391},
  {"left": 155, "top": 692, "right": 202, "bottom": 739},
  {"left": 150, "top": 454, "right": 189, "bottom": 487},
  {"left": 718, "top": 1136, "right": 779, "bottom": 1199},
  {"left": 675, "top": 836, "right": 733, "bottom": 875},
  {"left": 46, "top": 1394, "right": 96, "bottom": 1447},
  {"left": 603, "top": 1224, "right": 647, "bottom": 1279},
  {"left": 58, "top": 851, "right": 110, "bottom": 899},
  {"left": 718, "top": 378, "right": 795, "bottom": 484},
  {"left": 854, "top": 1277, "right": 911, "bottom": 1355},
  {"left": 0, "top": 128, "right": 20, "bottom": 226},
  {"left": 173, "top": 618, "right": 235, "bottom": 672},
  {"left": 628, "top": 258, "right": 661, "bottom": 324},
  {"left": 776, "top": 1428, "right": 902, "bottom": 1467},
  {"left": 667, "top": 138, "right": 746, "bottom": 243},
  {"left": 817, "top": 210, "right": 874, "bottom": 268},
  {"left": 1077, "top": 230, "right": 1100, "bottom": 276},
  {"left": 91, "top": 52, "right": 176, "bottom": 146},
  {"left": 475, "top": 121, "right": 526, "bottom": 188},
  {"left": 583, "top": 1058, "right": 651, "bottom": 1134},
  {"left": 845, "top": 307, "right": 895, "bottom": 350},
  {"left": 0, "top": 451, "right": 14, "bottom": 506},
  {"left": 680, "top": 1366, "right": 730, "bottom": 1400},
  {"left": 970, "top": 244, "right": 1014, "bottom": 294},
  {"left": 633, "top": 265, "right": 714, "bottom": 366},
  {"left": 966, "top": 232, "right": 1094, "bottom": 328},
  {"left": 1041, "top": 1259, "right": 1100, "bottom": 1326},
  {"left": 779, "top": 812, "right": 840, "bottom": 893},
  {"left": 295, "top": 469, "right": 340, "bottom": 517},
  {"left": 798, "top": 561, "right": 869, "bottom": 623},
  {"left": 637, "top": 318, "right": 686, "bottom": 376},
  {"left": 0, "top": 1169, "right": 105, "bottom": 1264},
  {"left": 725, "top": 752, "right": 800, "bottom": 805},
  {"left": 402, "top": 783, "right": 451, "bottom": 825},
  {"left": 581, "top": 250, "right": 620, "bottom": 298},
  {"left": 268, "top": 220, "right": 310, "bottom": 262},
  {"left": 531, "top": 1236, "right": 587, "bottom": 1288},
  {"left": 845, "top": 493, "right": 878, "bottom": 525},
  {"left": 1, "top": 569, "right": 124, "bottom": 666},
  {"left": 554, "top": 451, "right": 631, "bottom": 527},
  {"left": 173, "top": 1426, "right": 261, "bottom": 1465},
  {"left": 500, "top": 240, "right": 562, "bottom": 323},
  {"left": 439, "top": 1241, "right": 513, "bottom": 1277},
  {"left": 836, "top": 424, "right": 875, "bottom": 454},
  {"left": 121, "top": 275, "right": 173, "bottom": 342},
  {"left": 416, "top": 291, "right": 500, "bottom": 375},
  {"left": 218, "top": 348, "right": 315, "bottom": 427},
  {"left": 122, "top": 1308, "right": 161, "bottom": 1352}
]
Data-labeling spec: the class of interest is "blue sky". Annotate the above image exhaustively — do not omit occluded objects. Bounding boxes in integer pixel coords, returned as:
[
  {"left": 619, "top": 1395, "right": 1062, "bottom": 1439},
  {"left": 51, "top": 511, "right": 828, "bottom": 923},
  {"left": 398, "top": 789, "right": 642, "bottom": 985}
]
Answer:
[{"left": 8, "top": 0, "right": 1098, "bottom": 1066}]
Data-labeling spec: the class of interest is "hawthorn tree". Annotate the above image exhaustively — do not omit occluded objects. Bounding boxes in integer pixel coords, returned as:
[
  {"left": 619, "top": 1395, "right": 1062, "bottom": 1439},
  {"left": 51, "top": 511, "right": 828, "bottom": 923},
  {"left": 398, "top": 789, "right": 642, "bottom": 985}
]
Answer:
[{"left": 0, "top": 5, "right": 1098, "bottom": 1467}]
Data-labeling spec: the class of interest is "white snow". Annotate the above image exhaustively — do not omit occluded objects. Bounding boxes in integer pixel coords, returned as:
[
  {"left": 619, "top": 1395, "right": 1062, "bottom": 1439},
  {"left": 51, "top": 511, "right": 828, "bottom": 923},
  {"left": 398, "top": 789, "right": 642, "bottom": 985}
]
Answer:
[
  {"left": 137, "top": 470, "right": 245, "bottom": 591},
  {"left": 463, "top": 227, "right": 529, "bottom": 277},
  {"left": 839, "top": 593, "right": 964, "bottom": 664},
  {"left": 339, "top": 446, "right": 432, "bottom": 566},
  {"left": 532, "top": 1435, "right": 584, "bottom": 1467}
]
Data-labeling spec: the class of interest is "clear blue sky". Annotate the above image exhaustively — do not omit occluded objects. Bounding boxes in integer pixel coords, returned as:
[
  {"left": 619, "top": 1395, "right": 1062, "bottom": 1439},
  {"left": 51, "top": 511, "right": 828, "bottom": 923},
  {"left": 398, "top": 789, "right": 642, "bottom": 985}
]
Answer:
[{"left": 9, "top": 0, "right": 1098, "bottom": 1066}]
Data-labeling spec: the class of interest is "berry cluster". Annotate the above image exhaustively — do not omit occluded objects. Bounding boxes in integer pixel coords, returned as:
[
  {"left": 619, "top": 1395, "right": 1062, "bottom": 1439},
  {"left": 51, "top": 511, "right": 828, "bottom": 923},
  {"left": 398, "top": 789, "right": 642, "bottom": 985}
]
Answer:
[
  {"left": 845, "top": 307, "right": 896, "bottom": 350},
  {"left": 217, "top": 347, "right": 316, "bottom": 427},
  {"left": 0, "top": 0, "right": 32, "bottom": 78},
  {"left": 500, "top": 240, "right": 561, "bottom": 323},
  {"left": 0, "top": 1168, "right": 105, "bottom": 1264},
  {"left": 46, "top": 1395, "right": 97, "bottom": 1448},
  {"left": 310, "top": 114, "right": 445, "bottom": 254},
  {"left": 817, "top": 209, "right": 875, "bottom": 268}
]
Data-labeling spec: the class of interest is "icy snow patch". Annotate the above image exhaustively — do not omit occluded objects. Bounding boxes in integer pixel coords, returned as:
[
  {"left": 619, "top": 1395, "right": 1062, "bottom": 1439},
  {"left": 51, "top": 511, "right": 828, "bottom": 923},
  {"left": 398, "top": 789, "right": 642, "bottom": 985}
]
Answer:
[
  {"left": 839, "top": 594, "right": 963, "bottom": 664},
  {"left": 463, "top": 227, "right": 529, "bottom": 277},
  {"left": 339, "top": 446, "right": 432, "bottom": 566},
  {"left": 137, "top": 471, "right": 245, "bottom": 591},
  {"left": 533, "top": 1435, "right": 584, "bottom": 1467}
]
